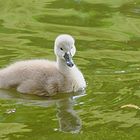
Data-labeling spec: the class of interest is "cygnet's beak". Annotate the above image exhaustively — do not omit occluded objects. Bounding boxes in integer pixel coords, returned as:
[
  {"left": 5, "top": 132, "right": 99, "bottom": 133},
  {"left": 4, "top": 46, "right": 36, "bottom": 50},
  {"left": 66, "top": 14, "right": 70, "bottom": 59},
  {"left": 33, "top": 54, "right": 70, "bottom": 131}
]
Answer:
[{"left": 64, "top": 52, "right": 74, "bottom": 67}]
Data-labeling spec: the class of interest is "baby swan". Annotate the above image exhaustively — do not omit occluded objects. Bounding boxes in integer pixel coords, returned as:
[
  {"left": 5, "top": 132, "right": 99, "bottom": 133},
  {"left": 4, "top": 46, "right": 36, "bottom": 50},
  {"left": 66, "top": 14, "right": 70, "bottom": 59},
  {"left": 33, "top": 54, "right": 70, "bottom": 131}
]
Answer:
[{"left": 0, "top": 34, "right": 86, "bottom": 96}]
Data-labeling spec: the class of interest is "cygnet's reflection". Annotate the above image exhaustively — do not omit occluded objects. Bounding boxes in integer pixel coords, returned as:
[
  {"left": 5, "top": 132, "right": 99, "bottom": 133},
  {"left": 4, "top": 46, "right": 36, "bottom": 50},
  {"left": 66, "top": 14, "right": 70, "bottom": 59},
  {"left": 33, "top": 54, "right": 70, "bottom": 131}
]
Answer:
[
  {"left": 56, "top": 97, "right": 81, "bottom": 133},
  {"left": 0, "top": 89, "right": 85, "bottom": 133}
]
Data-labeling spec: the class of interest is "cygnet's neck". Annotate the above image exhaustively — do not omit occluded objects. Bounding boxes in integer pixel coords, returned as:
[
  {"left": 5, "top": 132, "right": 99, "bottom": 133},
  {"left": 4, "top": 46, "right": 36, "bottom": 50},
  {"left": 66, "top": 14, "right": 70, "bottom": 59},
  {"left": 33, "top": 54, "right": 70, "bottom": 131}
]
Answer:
[
  {"left": 57, "top": 57, "right": 75, "bottom": 74},
  {"left": 56, "top": 57, "right": 86, "bottom": 92}
]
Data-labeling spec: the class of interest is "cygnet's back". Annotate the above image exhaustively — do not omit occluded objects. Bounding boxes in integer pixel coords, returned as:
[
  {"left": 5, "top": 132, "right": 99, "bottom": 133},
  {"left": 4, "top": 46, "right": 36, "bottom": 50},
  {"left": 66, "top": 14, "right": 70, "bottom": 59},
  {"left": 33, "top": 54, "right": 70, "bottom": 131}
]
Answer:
[
  {"left": 0, "top": 60, "right": 66, "bottom": 96},
  {"left": 0, "top": 34, "right": 86, "bottom": 96}
]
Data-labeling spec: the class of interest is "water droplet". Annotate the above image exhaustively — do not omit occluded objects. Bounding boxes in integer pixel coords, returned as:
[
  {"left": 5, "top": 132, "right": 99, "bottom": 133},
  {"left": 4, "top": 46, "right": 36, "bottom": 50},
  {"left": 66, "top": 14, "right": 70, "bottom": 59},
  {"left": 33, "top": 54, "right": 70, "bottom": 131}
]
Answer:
[
  {"left": 54, "top": 128, "right": 58, "bottom": 131},
  {"left": 5, "top": 108, "right": 16, "bottom": 114}
]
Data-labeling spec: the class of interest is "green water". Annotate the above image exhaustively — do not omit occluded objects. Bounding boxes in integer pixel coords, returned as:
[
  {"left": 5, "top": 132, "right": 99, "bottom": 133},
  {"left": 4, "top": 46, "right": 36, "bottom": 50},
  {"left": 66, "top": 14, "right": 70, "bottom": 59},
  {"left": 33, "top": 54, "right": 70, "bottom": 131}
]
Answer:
[{"left": 0, "top": 0, "right": 140, "bottom": 139}]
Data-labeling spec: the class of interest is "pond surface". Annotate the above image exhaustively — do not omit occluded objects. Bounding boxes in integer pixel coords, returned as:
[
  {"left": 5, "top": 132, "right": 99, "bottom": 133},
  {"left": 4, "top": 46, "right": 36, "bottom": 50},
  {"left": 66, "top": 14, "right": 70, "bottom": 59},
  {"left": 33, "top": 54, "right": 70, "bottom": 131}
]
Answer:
[{"left": 0, "top": 0, "right": 140, "bottom": 139}]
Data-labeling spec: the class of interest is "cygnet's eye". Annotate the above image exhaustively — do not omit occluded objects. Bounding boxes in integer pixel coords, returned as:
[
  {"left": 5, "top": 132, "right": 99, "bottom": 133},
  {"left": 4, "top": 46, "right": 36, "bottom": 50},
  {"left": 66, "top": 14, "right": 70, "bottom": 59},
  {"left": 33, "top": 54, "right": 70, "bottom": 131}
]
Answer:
[{"left": 60, "top": 48, "right": 63, "bottom": 51}]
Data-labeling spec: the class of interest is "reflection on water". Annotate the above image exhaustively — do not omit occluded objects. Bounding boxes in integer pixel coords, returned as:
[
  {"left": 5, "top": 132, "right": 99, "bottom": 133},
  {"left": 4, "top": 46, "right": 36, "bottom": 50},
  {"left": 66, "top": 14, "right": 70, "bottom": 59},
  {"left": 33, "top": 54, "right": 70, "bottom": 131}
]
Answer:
[
  {"left": 0, "top": 89, "right": 84, "bottom": 133},
  {"left": 56, "top": 98, "right": 81, "bottom": 133}
]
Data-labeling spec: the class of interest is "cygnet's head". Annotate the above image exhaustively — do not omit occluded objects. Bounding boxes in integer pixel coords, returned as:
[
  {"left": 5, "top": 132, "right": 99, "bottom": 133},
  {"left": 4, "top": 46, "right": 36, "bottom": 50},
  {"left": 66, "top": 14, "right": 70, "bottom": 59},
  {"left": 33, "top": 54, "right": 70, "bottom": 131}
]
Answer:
[{"left": 54, "top": 34, "right": 76, "bottom": 67}]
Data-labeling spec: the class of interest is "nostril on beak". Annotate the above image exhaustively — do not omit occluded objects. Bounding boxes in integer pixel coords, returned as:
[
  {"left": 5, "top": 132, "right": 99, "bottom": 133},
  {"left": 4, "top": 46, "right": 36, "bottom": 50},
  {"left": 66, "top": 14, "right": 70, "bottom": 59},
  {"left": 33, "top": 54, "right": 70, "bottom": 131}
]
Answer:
[{"left": 66, "top": 61, "right": 74, "bottom": 67}]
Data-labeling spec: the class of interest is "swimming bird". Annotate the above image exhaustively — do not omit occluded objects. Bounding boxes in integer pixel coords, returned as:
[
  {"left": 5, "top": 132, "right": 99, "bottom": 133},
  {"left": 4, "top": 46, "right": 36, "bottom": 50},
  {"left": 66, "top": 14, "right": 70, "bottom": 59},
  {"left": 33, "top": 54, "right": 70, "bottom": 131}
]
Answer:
[{"left": 0, "top": 34, "right": 86, "bottom": 96}]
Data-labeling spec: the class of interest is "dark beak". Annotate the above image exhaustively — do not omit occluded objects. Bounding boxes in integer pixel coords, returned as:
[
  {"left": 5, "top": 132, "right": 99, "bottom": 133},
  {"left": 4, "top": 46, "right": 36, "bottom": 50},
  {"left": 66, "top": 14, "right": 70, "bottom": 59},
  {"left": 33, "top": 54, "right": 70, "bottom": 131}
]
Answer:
[{"left": 64, "top": 52, "right": 74, "bottom": 67}]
